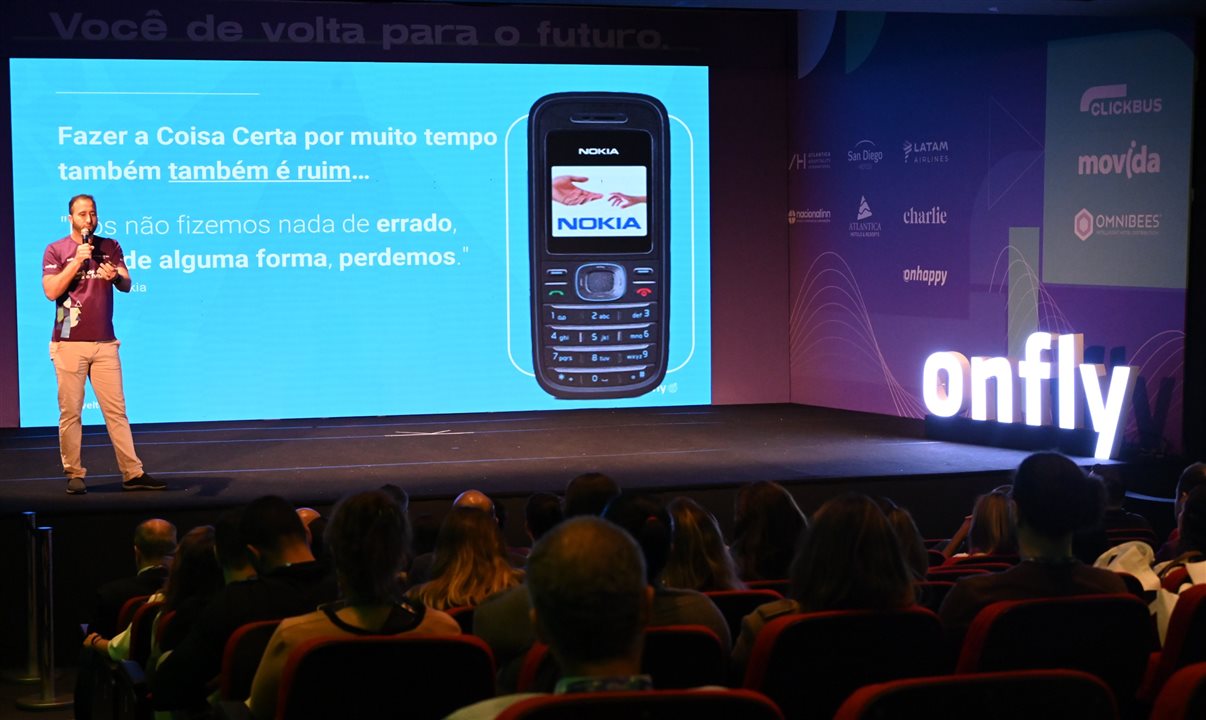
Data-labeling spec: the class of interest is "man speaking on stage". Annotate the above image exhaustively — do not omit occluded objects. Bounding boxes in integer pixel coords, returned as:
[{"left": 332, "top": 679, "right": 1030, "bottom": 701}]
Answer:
[{"left": 42, "top": 193, "right": 163, "bottom": 495}]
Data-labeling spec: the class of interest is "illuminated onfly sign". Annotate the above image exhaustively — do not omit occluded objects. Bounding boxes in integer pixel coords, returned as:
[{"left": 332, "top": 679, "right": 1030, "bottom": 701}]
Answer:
[{"left": 922, "top": 332, "right": 1137, "bottom": 460}]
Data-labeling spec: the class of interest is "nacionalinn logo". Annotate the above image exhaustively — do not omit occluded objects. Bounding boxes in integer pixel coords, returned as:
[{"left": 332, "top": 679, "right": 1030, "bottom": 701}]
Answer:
[
  {"left": 903, "top": 140, "right": 950, "bottom": 164},
  {"left": 1079, "top": 84, "right": 1163, "bottom": 117},
  {"left": 847, "top": 140, "right": 883, "bottom": 170},
  {"left": 849, "top": 196, "right": 881, "bottom": 238},
  {"left": 1075, "top": 207, "right": 1161, "bottom": 242},
  {"left": 788, "top": 208, "right": 831, "bottom": 225},
  {"left": 1077, "top": 141, "right": 1161, "bottom": 179}
]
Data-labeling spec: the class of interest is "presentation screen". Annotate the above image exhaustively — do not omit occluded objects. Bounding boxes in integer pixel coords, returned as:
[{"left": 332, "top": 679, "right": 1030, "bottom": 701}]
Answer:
[{"left": 10, "top": 58, "right": 711, "bottom": 426}]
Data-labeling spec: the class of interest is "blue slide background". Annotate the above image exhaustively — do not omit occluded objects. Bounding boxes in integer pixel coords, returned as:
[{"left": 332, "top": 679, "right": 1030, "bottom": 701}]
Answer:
[{"left": 11, "top": 58, "right": 711, "bottom": 426}]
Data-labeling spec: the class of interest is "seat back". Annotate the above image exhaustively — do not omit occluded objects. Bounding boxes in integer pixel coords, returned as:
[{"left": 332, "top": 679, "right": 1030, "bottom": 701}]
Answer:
[
  {"left": 915, "top": 581, "right": 955, "bottom": 614},
  {"left": 703, "top": 590, "right": 783, "bottom": 643},
  {"left": 219, "top": 620, "right": 281, "bottom": 701},
  {"left": 516, "top": 625, "right": 727, "bottom": 693},
  {"left": 832, "top": 669, "right": 1118, "bottom": 720},
  {"left": 153, "top": 609, "right": 177, "bottom": 653},
  {"left": 640, "top": 625, "right": 726, "bottom": 689},
  {"left": 926, "top": 567, "right": 991, "bottom": 581},
  {"left": 127, "top": 600, "right": 164, "bottom": 667},
  {"left": 956, "top": 593, "right": 1152, "bottom": 702},
  {"left": 445, "top": 605, "right": 476, "bottom": 634},
  {"left": 1150, "top": 662, "right": 1206, "bottom": 720},
  {"left": 115, "top": 594, "right": 152, "bottom": 632},
  {"left": 946, "top": 554, "right": 1019, "bottom": 567},
  {"left": 742, "top": 607, "right": 945, "bottom": 719},
  {"left": 1145, "top": 585, "right": 1206, "bottom": 699},
  {"left": 744, "top": 579, "right": 790, "bottom": 595},
  {"left": 275, "top": 634, "right": 496, "bottom": 720},
  {"left": 494, "top": 689, "right": 783, "bottom": 720}
]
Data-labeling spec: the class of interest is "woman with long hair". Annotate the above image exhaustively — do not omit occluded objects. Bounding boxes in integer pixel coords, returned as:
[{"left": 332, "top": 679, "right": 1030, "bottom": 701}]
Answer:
[
  {"left": 731, "top": 481, "right": 808, "bottom": 581},
  {"left": 662, "top": 497, "right": 744, "bottom": 592},
  {"left": 407, "top": 507, "right": 524, "bottom": 610},
  {"left": 247, "top": 490, "right": 460, "bottom": 719},
  {"left": 731, "top": 493, "right": 914, "bottom": 671}
]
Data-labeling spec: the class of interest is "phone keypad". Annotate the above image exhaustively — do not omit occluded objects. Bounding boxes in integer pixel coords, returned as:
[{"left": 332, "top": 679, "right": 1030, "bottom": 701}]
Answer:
[{"left": 540, "top": 287, "right": 660, "bottom": 388}]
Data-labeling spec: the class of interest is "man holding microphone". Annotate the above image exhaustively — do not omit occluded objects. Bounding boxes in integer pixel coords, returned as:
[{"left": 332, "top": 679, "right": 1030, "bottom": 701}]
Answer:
[{"left": 42, "top": 194, "right": 162, "bottom": 494}]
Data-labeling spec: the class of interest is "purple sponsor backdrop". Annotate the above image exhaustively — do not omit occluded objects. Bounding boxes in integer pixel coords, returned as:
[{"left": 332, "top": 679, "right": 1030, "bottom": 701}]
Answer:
[
  {"left": 789, "top": 13, "right": 1193, "bottom": 456},
  {"left": 0, "top": 1, "right": 793, "bottom": 427}
]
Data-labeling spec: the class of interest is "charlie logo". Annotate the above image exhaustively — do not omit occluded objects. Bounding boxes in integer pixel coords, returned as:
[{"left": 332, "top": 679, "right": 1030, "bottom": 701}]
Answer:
[
  {"left": 902, "top": 206, "right": 948, "bottom": 225},
  {"left": 922, "top": 332, "right": 1137, "bottom": 459},
  {"left": 1077, "top": 141, "right": 1161, "bottom": 178},
  {"left": 1079, "top": 84, "right": 1163, "bottom": 117}
]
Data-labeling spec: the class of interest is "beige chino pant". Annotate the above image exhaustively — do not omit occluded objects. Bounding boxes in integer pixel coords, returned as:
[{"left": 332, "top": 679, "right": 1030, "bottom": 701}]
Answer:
[{"left": 49, "top": 340, "right": 144, "bottom": 482}]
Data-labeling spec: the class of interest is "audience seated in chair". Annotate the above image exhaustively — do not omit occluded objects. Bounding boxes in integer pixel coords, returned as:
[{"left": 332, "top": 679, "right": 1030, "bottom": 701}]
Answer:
[
  {"left": 881, "top": 499, "right": 929, "bottom": 580},
  {"left": 730, "top": 481, "right": 807, "bottom": 582},
  {"left": 731, "top": 493, "right": 916, "bottom": 675},
  {"left": 407, "top": 505, "right": 525, "bottom": 610},
  {"left": 1156, "top": 462, "right": 1206, "bottom": 562},
  {"left": 406, "top": 489, "right": 527, "bottom": 586},
  {"left": 74, "top": 517, "right": 176, "bottom": 720},
  {"left": 662, "top": 496, "right": 744, "bottom": 592},
  {"left": 942, "top": 488, "right": 1017, "bottom": 564},
  {"left": 151, "top": 495, "right": 338, "bottom": 713},
  {"left": 246, "top": 489, "right": 460, "bottom": 719},
  {"left": 938, "top": 452, "right": 1127, "bottom": 643},
  {"left": 448, "top": 516, "right": 656, "bottom": 719}
]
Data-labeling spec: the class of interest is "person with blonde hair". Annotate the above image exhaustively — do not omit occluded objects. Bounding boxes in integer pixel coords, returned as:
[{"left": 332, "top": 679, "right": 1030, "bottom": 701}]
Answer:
[
  {"left": 408, "top": 507, "right": 524, "bottom": 610},
  {"left": 662, "top": 497, "right": 744, "bottom": 592}
]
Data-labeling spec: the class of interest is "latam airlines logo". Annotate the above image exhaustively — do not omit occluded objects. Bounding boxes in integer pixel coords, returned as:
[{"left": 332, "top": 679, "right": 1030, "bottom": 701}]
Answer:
[
  {"left": 1077, "top": 141, "right": 1161, "bottom": 179},
  {"left": 849, "top": 196, "right": 881, "bottom": 238},
  {"left": 903, "top": 140, "right": 950, "bottom": 164},
  {"left": 847, "top": 140, "right": 883, "bottom": 170},
  {"left": 1079, "top": 84, "right": 1163, "bottom": 117},
  {"left": 578, "top": 148, "right": 619, "bottom": 155},
  {"left": 1074, "top": 207, "right": 1161, "bottom": 242}
]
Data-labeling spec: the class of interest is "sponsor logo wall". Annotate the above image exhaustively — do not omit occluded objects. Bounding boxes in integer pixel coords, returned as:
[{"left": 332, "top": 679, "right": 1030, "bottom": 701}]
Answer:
[{"left": 788, "top": 14, "right": 1193, "bottom": 456}]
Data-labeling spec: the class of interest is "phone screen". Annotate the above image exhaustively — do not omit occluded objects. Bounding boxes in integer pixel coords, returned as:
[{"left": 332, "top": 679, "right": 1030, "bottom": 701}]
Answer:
[{"left": 545, "top": 129, "right": 652, "bottom": 254}]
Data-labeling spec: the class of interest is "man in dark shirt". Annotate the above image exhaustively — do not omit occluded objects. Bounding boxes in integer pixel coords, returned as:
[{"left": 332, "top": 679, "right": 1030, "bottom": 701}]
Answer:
[
  {"left": 89, "top": 518, "right": 176, "bottom": 638},
  {"left": 151, "top": 496, "right": 336, "bottom": 711}
]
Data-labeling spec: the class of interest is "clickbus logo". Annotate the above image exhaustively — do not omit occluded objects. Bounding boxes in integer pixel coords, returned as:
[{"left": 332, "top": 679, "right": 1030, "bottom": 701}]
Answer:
[{"left": 1079, "top": 84, "right": 1163, "bottom": 117}]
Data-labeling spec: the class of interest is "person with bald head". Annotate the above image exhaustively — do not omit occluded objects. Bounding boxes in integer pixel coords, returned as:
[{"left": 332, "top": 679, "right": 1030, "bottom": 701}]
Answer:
[
  {"left": 75, "top": 518, "right": 176, "bottom": 719},
  {"left": 88, "top": 518, "right": 177, "bottom": 638},
  {"left": 455, "top": 489, "right": 496, "bottom": 515},
  {"left": 448, "top": 517, "right": 654, "bottom": 719}
]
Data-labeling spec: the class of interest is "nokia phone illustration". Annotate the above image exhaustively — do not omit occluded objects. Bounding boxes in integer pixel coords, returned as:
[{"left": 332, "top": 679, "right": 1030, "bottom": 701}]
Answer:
[{"left": 528, "top": 92, "right": 671, "bottom": 399}]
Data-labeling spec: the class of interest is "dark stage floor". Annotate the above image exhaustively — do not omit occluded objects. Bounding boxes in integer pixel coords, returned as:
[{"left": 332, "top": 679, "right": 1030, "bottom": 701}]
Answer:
[{"left": 2, "top": 403, "right": 1062, "bottom": 518}]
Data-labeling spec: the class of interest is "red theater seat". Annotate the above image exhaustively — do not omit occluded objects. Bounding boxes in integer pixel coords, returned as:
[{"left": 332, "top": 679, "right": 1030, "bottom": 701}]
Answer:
[{"left": 494, "top": 689, "right": 783, "bottom": 720}]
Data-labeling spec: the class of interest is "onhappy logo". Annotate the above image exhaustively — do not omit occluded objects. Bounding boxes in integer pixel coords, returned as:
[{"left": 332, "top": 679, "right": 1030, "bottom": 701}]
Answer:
[{"left": 1075, "top": 209, "right": 1094, "bottom": 241}]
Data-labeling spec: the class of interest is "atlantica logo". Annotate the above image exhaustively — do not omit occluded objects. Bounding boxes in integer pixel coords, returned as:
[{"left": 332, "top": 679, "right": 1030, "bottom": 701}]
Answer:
[
  {"left": 1077, "top": 141, "right": 1161, "bottom": 179},
  {"left": 849, "top": 196, "right": 881, "bottom": 238},
  {"left": 1079, "top": 84, "right": 1163, "bottom": 117}
]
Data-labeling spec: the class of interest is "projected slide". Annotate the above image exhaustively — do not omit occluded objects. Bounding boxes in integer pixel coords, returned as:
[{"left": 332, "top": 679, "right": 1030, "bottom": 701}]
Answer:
[{"left": 10, "top": 58, "right": 711, "bottom": 426}]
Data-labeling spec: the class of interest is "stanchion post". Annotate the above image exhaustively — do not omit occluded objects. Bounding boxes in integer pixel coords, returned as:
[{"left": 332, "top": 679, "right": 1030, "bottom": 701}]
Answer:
[
  {"left": 15, "top": 526, "right": 72, "bottom": 710},
  {"left": 1, "top": 511, "right": 39, "bottom": 685}
]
